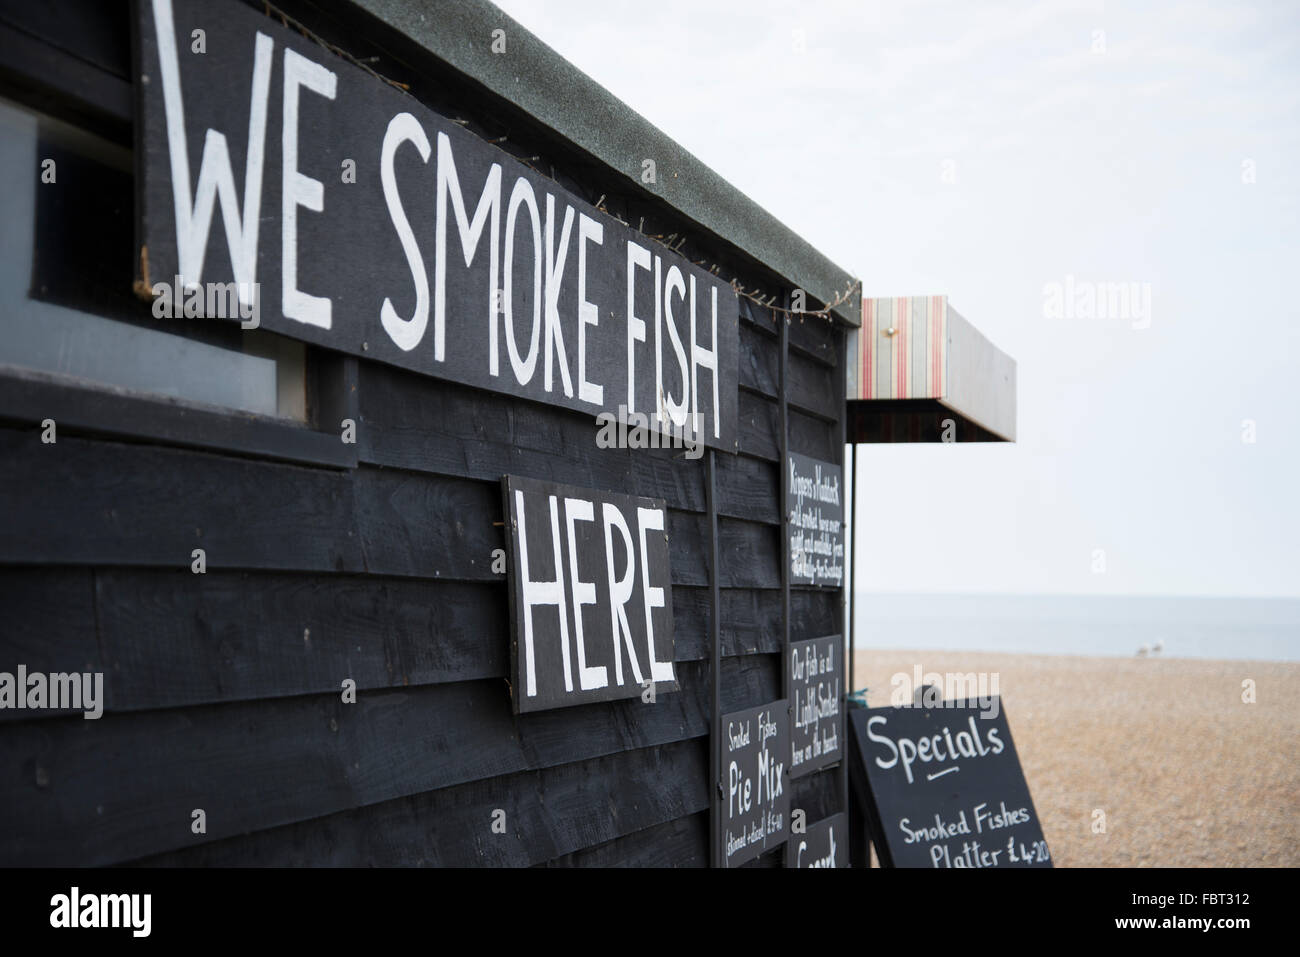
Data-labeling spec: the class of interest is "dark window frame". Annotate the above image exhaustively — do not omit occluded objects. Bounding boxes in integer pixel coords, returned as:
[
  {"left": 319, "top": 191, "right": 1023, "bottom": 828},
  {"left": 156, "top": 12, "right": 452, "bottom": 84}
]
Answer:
[{"left": 0, "top": 4, "right": 359, "bottom": 469}]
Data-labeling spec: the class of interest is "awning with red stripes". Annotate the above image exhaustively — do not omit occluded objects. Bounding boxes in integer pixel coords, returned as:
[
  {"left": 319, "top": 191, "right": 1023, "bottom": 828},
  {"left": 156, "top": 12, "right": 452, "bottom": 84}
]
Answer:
[{"left": 846, "top": 296, "right": 1016, "bottom": 443}]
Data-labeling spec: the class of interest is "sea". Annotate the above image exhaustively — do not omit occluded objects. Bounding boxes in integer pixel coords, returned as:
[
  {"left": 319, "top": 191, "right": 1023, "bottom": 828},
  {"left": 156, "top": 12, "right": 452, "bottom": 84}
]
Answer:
[{"left": 851, "top": 593, "right": 1300, "bottom": 662}]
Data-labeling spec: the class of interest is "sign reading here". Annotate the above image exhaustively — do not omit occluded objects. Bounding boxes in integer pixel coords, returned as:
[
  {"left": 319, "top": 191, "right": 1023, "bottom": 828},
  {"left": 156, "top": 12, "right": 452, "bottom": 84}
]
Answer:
[
  {"left": 849, "top": 700, "right": 1052, "bottom": 868},
  {"left": 787, "top": 452, "right": 843, "bottom": 587},
  {"left": 787, "top": 635, "right": 842, "bottom": 778},
  {"left": 134, "top": 0, "right": 739, "bottom": 449},
  {"left": 719, "top": 700, "right": 790, "bottom": 867},
  {"left": 503, "top": 475, "right": 676, "bottom": 713}
]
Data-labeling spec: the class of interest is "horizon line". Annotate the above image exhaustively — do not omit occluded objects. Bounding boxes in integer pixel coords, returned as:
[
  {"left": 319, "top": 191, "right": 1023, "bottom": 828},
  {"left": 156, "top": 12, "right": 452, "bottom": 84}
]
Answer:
[{"left": 851, "top": 590, "right": 1300, "bottom": 602}]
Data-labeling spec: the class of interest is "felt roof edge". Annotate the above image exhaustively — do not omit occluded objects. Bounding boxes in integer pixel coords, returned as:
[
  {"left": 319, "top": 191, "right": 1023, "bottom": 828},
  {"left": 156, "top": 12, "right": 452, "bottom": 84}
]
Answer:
[{"left": 347, "top": 0, "right": 862, "bottom": 325}]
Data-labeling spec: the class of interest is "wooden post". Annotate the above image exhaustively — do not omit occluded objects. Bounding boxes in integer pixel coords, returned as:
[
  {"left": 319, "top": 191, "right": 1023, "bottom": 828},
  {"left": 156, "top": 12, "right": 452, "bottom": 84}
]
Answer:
[
  {"left": 840, "top": 324, "right": 852, "bottom": 860},
  {"left": 707, "top": 447, "right": 722, "bottom": 867},
  {"left": 850, "top": 443, "right": 857, "bottom": 695},
  {"left": 779, "top": 301, "right": 790, "bottom": 673}
]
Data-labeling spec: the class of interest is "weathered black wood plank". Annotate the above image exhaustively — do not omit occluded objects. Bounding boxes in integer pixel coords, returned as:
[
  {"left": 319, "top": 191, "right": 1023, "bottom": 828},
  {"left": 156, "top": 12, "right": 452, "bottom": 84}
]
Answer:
[
  {"left": 129, "top": 740, "right": 707, "bottom": 867},
  {"left": 740, "top": 846, "right": 784, "bottom": 867},
  {"left": 0, "top": 568, "right": 100, "bottom": 722},
  {"left": 789, "top": 407, "right": 838, "bottom": 463},
  {"left": 791, "top": 766, "right": 843, "bottom": 826},
  {"left": 672, "top": 587, "right": 836, "bottom": 661},
  {"left": 738, "top": 369, "right": 840, "bottom": 463},
  {"left": 791, "top": 588, "right": 841, "bottom": 640},
  {"left": 663, "top": 513, "right": 784, "bottom": 589},
  {"left": 356, "top": 365, "right": 708, "bottom": 511},
  {"left": 0, "top": 425, "right": 791, "bottom": 577},
  {"left": 737, "top": 296, "right": 778, "bottom": 333},
  {"left": 0, "top": 429, "right": 783, "bottom": 584},
  {"left": 738, "top": 390, "right": 779, "bottom": 461},
  {"left": 718, "top": 652, "right": 780, "bottom": 714},
  {"left": 92, "top": 570, "right": 508, "bottom": 709},
  {"left": 0, "top": 661, "right": 723, "bottom": 865},
  {"left": 359, "top": 364, "right": 780, "bottom": 522},
  {"left": 0, "top": 568, "right": 800, "bottom": 716},
  {"left": 738, "top": 296, "right": 842, "bottom": 370},
  {"left": 741, "top": 323, "right": 837, "bottom": 421},
  {"left": 0, "top": 429, "right": 364, "bottom": 571},
  {"left": 715, "top": 517, "right": 781, "bottom": 589},
  {"left": 352, "top": 467, "right": 504, "bottom": 579},
  {"left": 788, "top": 315, "right": 840, "bottom": 368},
  {"left": 0, "top": 368, "right": 356, "bottom": 469},
  {"left": 740, "top": 323, "right": 779, "bottom": 399},
  {"left": 0, "top": 0, "right": 131, "bottom": 79},
  {"left": 788, "top": 349, "right": 840, "bottom": 422},
  {"left": 0, "top": 650, "right": 780, "bottom": 864},
  {"left": 541, "top": 811, "right": 708, "bottom": 867},
  {"left": 714, "top": 453, "right": 779, "bottom": 524}
]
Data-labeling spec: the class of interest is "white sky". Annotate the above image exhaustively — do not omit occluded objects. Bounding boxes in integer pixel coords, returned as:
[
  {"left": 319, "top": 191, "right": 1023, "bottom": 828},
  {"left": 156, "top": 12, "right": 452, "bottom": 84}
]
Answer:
[{"left": 493, "top": 0, "right": 1300, "bottom": 597}]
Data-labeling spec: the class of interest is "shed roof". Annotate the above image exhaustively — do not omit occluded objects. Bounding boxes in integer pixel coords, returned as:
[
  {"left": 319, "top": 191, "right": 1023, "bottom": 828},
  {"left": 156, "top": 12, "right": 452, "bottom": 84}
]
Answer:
[{"left": 346, "top": 0, "right": 861, "bottom": 325}]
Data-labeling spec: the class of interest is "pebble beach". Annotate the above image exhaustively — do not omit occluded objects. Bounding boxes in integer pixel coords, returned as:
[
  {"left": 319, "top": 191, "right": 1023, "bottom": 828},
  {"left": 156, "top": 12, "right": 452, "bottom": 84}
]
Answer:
[{"left": 852, "top": 651, "right": 1300, "bottom": 867}]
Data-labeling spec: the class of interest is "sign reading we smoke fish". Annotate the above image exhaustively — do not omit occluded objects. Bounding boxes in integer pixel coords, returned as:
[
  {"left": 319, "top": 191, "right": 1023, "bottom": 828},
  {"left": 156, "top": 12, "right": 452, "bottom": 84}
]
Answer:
[{"left": 134, "top": 0, "right": 739, "bottom": 449}]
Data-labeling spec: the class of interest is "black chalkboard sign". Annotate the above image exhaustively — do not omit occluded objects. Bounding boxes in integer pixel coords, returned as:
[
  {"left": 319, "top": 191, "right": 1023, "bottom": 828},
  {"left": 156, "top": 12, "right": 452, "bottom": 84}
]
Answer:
[
  {"left": 786, "top": 812, "right": 847, "bottom": 868},
  {"left": 787, "top": 635, "right": 843, "bottom": 778},
  {"left": 503, "top": 475, "right": 676, "bottom": 713},
  {"left": 849, "top": 700, "right": 1052, "bottom": 868},
  {"left": 786, "top": 453, "right": 843, "bottom": 587},
  {"left": 719, "top": 700, "right": 790, "bottom": 867},
  {"left": 134, "top": 0, "right": 739, "bottom": 450}
]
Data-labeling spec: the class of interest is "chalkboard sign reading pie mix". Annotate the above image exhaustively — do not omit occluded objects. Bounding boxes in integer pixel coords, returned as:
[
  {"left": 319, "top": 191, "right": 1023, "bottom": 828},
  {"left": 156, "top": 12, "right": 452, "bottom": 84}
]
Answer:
[
  {"left": 787, "top": 453, "right": 843, "bottom": 587},
  {"left": 503, "top": 476, "right": 676, "bottom": 713},
  {"left": 720, "top": 701, "right": 790, "bottom": 867},
  {"left": 849, "top": 701, "right": 1051, "bottom": 868},
  {"left": 787, "top": 635, "right": 843, "bottom": 777},
  {"left": 134, "top": 0, "right": 739, "bottom": 448}
]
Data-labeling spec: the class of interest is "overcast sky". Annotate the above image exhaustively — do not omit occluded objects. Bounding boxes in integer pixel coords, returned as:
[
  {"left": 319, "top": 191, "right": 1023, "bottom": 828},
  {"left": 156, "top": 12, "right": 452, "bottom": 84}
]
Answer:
[{"left": 494, "top": 0, "right": 1300, "bottom": 598}]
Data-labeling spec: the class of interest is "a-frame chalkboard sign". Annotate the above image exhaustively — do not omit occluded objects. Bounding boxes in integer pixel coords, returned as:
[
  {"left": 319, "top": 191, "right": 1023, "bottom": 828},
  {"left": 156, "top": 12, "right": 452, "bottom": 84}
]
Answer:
[{"left": 848, "top": 699, "right": 1052, "bottom": 868}]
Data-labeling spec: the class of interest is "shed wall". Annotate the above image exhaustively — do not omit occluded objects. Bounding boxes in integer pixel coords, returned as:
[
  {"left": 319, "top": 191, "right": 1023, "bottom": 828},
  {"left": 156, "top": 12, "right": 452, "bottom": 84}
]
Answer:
[{"left": 0, "top": 0, "right": 848, "bottom": 867}]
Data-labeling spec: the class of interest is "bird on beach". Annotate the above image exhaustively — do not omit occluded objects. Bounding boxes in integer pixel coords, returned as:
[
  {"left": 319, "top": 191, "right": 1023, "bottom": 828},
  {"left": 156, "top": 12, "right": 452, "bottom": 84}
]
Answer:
[
  {"left": 1152, "top": 640, "right": 1163, "bottom": 655},
  {"left": 1137, "top": 645, "right": 1149, "bottom": 657}
]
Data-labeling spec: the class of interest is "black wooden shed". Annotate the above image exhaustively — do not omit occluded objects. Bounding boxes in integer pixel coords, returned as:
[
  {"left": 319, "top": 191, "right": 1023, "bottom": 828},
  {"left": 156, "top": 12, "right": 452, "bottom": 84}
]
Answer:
[{"left": 0, "top": 0, "right": 873, "bottom": 867}]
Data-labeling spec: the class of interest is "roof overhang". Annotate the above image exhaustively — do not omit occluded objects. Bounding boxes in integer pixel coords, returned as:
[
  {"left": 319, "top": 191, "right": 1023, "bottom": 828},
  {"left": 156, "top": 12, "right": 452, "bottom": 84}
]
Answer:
[
  {"left": 846, "top": 296, "right": 1016, "bottom": 443},
  {"left": 343, "top": 0, "right": 861, "bottom": 324}
]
